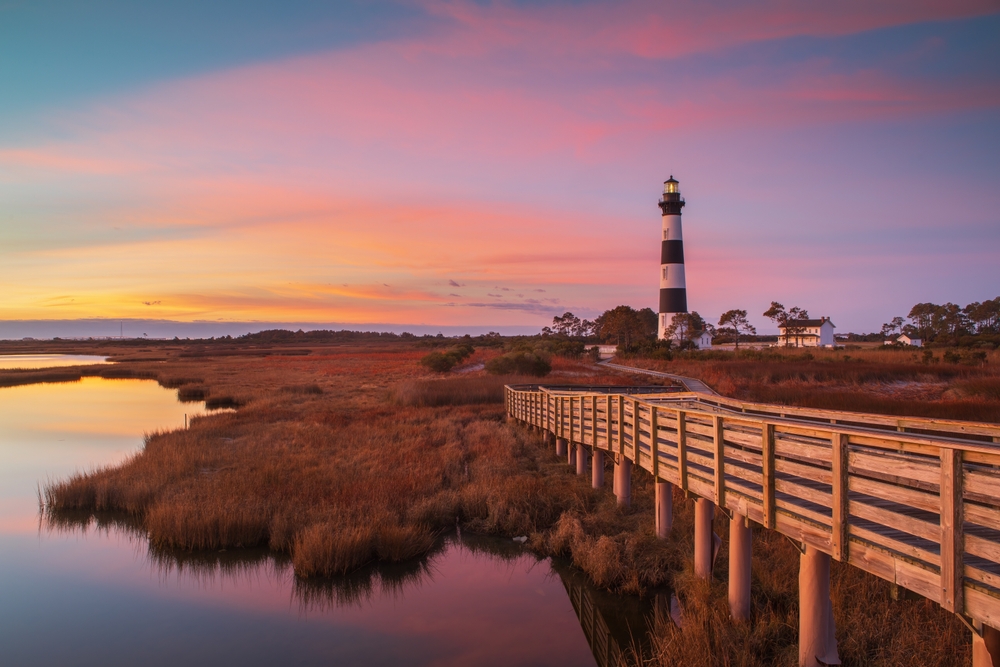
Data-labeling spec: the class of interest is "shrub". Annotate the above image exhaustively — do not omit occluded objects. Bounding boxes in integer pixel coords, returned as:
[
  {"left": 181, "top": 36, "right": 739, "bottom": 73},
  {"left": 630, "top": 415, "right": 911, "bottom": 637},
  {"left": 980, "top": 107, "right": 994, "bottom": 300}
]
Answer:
[
  {"left": 618, "top": 338, "right": 674, "bottom": 361},
  {"left": 419, "top": 344, "right": 475, "bottom": 373},
  {"left": 486, "top": 351, "right": 551, "bottom": 376},
  {"left": 420, "top": 352, "right": 458, "bottom": 372}
]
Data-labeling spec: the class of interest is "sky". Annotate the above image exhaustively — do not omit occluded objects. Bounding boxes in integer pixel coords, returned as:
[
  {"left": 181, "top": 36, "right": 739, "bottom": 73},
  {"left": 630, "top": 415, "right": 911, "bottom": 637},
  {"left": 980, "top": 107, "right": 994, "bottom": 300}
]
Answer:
[{"left": 2, "top": 0, "right": 998, "bottom": 337}]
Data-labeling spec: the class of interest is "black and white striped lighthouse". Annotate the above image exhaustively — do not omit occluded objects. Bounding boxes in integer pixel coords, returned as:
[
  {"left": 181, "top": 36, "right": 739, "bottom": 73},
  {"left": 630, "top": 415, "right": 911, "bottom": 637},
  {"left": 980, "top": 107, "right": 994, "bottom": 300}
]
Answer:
[{"left": 657, "top": 176, "right": 687, "bottom": 340}]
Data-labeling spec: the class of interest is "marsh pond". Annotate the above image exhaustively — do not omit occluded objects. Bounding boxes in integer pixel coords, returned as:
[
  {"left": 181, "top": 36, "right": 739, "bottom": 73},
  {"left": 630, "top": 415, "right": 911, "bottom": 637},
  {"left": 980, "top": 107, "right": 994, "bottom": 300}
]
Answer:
[{"left": 0, "top": 357, "right": 655, "bottom": 666}]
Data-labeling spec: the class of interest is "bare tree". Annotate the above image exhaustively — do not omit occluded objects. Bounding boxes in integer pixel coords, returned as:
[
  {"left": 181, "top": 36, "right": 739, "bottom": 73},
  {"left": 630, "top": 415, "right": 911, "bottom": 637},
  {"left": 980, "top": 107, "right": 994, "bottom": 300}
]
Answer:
[{"left": 718, "top": 309, "right": 757, "bottom": 349}]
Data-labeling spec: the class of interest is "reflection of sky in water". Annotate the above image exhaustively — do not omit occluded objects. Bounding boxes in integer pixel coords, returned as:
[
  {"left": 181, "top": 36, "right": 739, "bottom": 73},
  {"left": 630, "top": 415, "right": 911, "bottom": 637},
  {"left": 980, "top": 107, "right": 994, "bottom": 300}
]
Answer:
[
  {"left": 0, "top": 378, "right": 209, "bottom": 524},
  {"left": 0, "top": 354, "right": 110, "bottom": 369},
  {"left": 0, "top": 378, "right": 602, "bottom": 666}
]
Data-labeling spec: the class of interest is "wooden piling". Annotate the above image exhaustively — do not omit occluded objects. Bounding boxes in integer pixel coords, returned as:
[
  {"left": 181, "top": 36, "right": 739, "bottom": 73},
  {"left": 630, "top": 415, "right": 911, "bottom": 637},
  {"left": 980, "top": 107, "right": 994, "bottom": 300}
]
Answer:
[{"left": 729, "top": 512, "right": 751, "bottom": 621}]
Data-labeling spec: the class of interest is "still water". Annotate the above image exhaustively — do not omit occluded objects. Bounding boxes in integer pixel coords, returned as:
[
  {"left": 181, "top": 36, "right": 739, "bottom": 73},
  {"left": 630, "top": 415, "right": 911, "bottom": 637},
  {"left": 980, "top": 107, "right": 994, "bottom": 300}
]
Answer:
[
  {"left": 0, "top": 376, "right": 652, "bottom": 666},
  {"left": 0, "top": 354, "right": 110, "bottom": 369}
]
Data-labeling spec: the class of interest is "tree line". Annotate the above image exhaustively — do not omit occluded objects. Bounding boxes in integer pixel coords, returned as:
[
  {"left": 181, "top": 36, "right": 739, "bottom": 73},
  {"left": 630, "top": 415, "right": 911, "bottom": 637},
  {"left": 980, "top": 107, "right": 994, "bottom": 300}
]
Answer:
[
  {"left": 542, "top": 295, "right": 1000, "bottom": 350},
  {"left": 882, "top": 298, "right": 1000, "bottom": 343},
  {"left": 541, "top": 307, "right": 760, "bottom": 350}
]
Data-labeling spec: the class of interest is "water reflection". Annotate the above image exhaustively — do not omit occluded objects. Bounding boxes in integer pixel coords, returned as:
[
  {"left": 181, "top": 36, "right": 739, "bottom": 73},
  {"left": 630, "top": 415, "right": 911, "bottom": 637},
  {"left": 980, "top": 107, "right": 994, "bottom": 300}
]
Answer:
[
  {"left": 5, "top": 377, "right": 661, "bottom": 666},
  {"left": 553, "top": 560, "right": 659, "bottom": 666},
  {"left": 43, "top": 504, "right": 659, "bottom": 667},
  {"left": 0, "top": 378, "right": 213, "bottom": 532},
  {"left": 0, "top": 354, "right": 109, "bottom": 369}
]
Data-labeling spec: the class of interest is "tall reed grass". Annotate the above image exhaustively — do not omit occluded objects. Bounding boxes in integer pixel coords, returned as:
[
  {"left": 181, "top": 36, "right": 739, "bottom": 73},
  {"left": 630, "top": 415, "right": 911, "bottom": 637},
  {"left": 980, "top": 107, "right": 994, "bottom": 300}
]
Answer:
[
  {"left": 31, "top": 340, "right": 982, "bottom": 665},
  {"left": 389, "top": 375, "right": 518, "bottom": 406}
]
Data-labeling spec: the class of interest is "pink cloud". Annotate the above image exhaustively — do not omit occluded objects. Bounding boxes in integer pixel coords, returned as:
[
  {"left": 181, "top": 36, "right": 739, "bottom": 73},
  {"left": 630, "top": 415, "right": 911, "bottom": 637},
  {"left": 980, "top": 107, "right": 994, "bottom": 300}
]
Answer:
[
  {"left": 414, "top": 0, "right": 996, "bottom": 60},
  {"left": 3, "top": 2, "right": 996, "bottom": 330}
]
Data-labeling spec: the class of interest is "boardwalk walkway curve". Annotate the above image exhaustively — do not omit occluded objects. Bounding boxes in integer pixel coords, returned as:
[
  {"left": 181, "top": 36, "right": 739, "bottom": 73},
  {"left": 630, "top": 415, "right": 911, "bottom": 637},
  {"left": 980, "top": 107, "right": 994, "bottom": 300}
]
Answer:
[{"left": 505, "top": 376, "right": 1000, "bottom": 666}]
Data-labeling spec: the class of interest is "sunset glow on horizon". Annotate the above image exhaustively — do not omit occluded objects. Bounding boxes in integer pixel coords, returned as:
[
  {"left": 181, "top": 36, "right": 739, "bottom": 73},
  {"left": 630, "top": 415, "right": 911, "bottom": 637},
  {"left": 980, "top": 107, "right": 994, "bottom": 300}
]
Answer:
[{"left": 3, "top": 1, "right": 998, "bottom": 334}]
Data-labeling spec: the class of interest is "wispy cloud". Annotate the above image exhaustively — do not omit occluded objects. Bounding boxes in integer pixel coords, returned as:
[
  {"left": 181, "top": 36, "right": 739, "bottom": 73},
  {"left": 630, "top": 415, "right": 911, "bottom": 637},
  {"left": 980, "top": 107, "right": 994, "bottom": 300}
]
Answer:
[{"left": 1, "top": 2, "right": 996, "bottom": 330}]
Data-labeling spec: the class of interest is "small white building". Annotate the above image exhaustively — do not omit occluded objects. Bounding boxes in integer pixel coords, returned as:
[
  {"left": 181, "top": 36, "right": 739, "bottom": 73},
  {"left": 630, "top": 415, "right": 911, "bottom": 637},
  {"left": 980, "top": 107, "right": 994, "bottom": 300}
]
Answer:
[
  {"left": 584, "top": 344, "right": 619, "bottom": 360},
  {"left": 692, "top": 330, "right": 713, "bottom": 350},
  {"left": 885, "top": 334, "right": 922, "bottom": 347},
  {"left": 778, "top": 317, "right": 836, "bottom": 348}
]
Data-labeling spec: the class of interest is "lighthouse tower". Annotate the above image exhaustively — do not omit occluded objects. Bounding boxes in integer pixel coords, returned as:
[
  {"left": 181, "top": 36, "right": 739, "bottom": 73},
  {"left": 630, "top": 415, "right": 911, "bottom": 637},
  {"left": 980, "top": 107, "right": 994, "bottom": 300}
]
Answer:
[{"left": 657, "top": 176, "right": 687, "bottom": 340}]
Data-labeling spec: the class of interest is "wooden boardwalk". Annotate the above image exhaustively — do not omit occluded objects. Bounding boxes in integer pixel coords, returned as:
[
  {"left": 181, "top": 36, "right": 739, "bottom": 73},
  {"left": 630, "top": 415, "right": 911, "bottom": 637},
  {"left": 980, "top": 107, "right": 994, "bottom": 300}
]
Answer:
[{"left": 506, "top": 383, "right": 1000, "bottom": 634}]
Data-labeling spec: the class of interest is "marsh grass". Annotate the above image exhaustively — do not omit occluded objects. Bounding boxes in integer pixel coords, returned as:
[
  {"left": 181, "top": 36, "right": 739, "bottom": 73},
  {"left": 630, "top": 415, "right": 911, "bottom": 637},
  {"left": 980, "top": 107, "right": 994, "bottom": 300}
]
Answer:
[
  {"left": 27, "top": 340, "right": 982, "bottom": 665},
  {"left": 625, "top": 346, "right": 1000, "bottom": 422},
  {"left": 42, "top": 346, "right": 622, "bottom": 580},
  {"left": 389, "top": 375, "right": 521, "bottom": 406}
]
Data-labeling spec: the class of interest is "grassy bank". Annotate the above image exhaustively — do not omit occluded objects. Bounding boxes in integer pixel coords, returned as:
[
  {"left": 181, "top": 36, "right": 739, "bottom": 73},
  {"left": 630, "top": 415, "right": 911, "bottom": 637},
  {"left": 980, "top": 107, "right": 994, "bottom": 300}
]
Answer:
[
  {"left": 37, "top": 344, "right": 668, "bottom": 585},
  {"left": 13, "top": 340, "right": 981, "bottom": 665}
]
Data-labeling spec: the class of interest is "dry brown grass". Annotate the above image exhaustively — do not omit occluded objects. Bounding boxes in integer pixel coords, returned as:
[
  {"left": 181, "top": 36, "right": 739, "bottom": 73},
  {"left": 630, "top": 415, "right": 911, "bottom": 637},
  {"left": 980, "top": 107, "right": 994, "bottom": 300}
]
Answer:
[
  {"left": 625, "top": 346, "right": 1000, "bottom": 423},
  {"left": 38, "top": 342, "right": 633, "bottom": 580},
  {"left": 390, "top": 375, "right": 517, "bottom": 406},
  {"left": 13, "top": 338, "right": 980, "bottom": 664}
]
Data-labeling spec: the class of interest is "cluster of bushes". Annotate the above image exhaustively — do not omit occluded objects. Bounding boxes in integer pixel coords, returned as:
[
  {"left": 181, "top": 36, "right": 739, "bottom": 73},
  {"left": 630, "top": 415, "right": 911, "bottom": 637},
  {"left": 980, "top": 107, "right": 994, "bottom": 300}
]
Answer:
[
  {"left": 543, "top": 338, "right": 586, "bottom": 358},
  {"left": 616, "top": 338, "right": 675, "bottom": 361},
  {"left": 937, "top": 349, "right": 989, "bottom": 365},
  {"left": 951, "top": 334, "right": 1000, "bottom": 350},
  {"left": 419, "top": 343, "right": 475, "bottom": 373},
  {"left": 486, "top": 349, "right": 551, "bottom": 376}
]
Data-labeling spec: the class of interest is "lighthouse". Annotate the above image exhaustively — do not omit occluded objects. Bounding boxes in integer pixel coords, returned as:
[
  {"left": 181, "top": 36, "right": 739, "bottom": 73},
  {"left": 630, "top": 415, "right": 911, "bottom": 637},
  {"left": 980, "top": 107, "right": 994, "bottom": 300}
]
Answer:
[{"left": 657, "top": 176, "right": 687, "bottom": 340}]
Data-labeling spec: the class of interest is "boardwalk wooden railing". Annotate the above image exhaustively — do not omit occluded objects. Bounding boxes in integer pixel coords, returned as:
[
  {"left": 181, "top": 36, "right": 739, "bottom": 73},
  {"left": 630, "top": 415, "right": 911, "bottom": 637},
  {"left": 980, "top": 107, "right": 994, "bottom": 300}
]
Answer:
[{"left": 506, "top": 384, "right": 1000, "bottom": 637}]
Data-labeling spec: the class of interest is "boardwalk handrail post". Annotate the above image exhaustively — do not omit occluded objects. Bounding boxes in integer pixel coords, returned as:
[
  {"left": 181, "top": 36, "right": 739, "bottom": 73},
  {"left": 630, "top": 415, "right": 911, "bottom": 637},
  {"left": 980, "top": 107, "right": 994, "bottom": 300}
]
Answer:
[
  {"left": 591, "top": 394, "right": 598, "bottom": 447},
  {"left": 651, "top": 405, "right": 659, "bottom": 479},
  {"left": 570, "top": 396, "right": 576, "bottom": 445},
  {"left": 762, "top": 422, "right": 776, "bottom": 529},
  {"left": 713, "top": 415, "right": 724, "bottom": 506},
  {"left": 614, "top": 398, "right": 634, "bottom": 507},
  {"left": 618, "top": 394, "right": 625, "bottom": 456},
  {"left": 677, "top": 411, "right": 688, "bottom": 492},
  {"left": 940, "top": 447, "right": 963, "bottom": 613},
  {"left": 605, "top": 394, "right": 613, "bottom": 450},
  {"left": 832, "top": 433, "right": 849, "bottom": 562}
]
